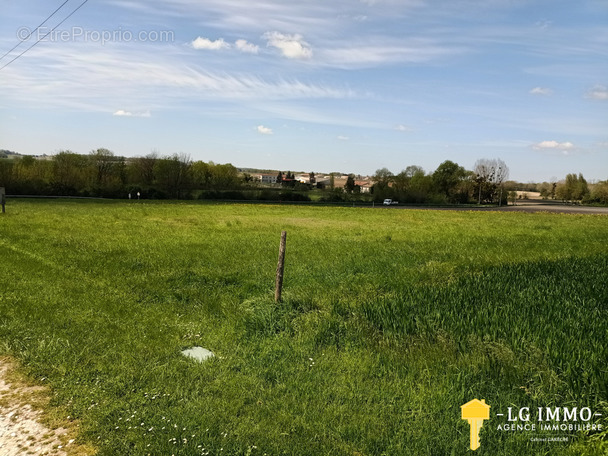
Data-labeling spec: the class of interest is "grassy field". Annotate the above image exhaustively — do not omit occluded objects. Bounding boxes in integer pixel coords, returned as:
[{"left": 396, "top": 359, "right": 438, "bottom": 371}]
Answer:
[{"left": 0, "top": 200, "right": 607, "bottom": 455}]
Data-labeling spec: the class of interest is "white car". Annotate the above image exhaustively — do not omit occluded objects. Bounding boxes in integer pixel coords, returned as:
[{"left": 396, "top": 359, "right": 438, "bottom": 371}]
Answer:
[{"left": 383, "top": 199, "right": 398, "bottom": 205}]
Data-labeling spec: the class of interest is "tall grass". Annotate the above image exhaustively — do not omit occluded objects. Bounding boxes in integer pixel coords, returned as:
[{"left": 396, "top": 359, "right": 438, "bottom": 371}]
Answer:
[{"left": 0, "top": 200, "right": 607, "bottom": 455}]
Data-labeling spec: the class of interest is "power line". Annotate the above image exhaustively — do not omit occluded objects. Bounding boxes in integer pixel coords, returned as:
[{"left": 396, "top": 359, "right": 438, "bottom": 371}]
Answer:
[
  {"left": 0, "top": 0, "right": 90, "bottom": 72},
  {"left": 0, "top": 0, "right": 72, "bottom": 62}
]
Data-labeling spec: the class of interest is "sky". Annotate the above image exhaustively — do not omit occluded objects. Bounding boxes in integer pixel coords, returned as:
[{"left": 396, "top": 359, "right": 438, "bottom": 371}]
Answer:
[{"left": 0, "top": 0, "right": 607, "bottom": 182}]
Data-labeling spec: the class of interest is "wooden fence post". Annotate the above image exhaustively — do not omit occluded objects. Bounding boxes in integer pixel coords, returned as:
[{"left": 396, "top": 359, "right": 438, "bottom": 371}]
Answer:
[
  {"left": 1, "top": 187, "right": 5, "bottom": 214},
  {"left": 275, "top": 231, "right": 287, "bottom": 303}
]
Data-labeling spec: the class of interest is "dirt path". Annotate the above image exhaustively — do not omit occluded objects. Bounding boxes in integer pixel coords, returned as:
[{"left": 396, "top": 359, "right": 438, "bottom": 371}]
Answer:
[{"left": 0, "top": 357, "right": 90, "bottom": 456}]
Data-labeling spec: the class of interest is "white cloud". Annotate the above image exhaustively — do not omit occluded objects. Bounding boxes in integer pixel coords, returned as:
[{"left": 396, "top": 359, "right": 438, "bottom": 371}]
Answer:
[
  {"left": 395, "top": 124, "right": 413, "bottom": 132},
  {"left": 534, "top": 20, "right": 552, "bottom": 30},
  {"left": 337, "top": 135, "right": 349, "bottom": 140},
  {"left": 532, "top": 140, "right": 575, "bottom": 155},
  {"left": 191, "top": 37, "right": 230, "bottom": 50},
  {"left": 257, "top": 125, "right": 273, "bottom": 135},
  {"left": 263, "top": 31, "right": 313, "bottom": 59},
  {"left": 113, "top": 109, "right": 151, "bottom": 117},
  {"left": 235, "top": 39, "right": 259, "bottom": 54},
  {"left": 586, "top": 85, "right": 608, "bottom": 100},
  {"left": 319, "top": 39, "right": 465, "bottom": 68},
  {"left": 0, "top": 42, "right": 354, "bottom": 114},
  {"left": 529, "top": 87, "right": 553, "bottom": 96}
]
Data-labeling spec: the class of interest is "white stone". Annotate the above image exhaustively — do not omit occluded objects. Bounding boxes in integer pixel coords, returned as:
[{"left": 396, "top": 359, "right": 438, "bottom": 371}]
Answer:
[{"left": 181, "top": 347, "right": 214, "bottom": 362}]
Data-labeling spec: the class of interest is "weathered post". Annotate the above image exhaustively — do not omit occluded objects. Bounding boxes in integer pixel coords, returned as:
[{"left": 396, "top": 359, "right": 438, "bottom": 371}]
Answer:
[
  {"left": 275, "top": 231, "right": 287, "bottom": 303},
  {"left": 1, "top": 187, "right": 5, "bottom": 214}
]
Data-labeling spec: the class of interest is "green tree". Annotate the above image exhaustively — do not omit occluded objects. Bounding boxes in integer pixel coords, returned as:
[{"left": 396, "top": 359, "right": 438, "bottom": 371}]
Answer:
[
  {"left": 51, "top": 151, "right": 89, "bottom": 195},
  {"left": 575, "top": 173, "right": 590, "bottom": 200},
  {"left": 127, "top": 153, "right": 158, "bottom": 188},
  {"left": 392, "top": 170, "right": 410, "bottom": 197},
  {"left": 0, "top": 160, "right": 15, "bottom": 189},
  {"left": 154, "top": 154, "right": 192, "bottom": 199},
  {"left": 432, "top": 160, "right": 467, "bottom": 201},
  {"left": 190, "top": 161, "right": 213, "bottom": 189},
  {"left": 283, "top": 171, "right": 296, "bottom": 187},
  {"left": 590, "top": 181, "right": 608, "bottom": 204},
  {"left": 212, "top": 163, "right": 240, "bottom": 189},
  {"left": 88, "top": 148, "right": 126, "bottom": 196},
  {"left": 371, "top": 168, "right": 394, "bottom": 202},
  {"left": 345, "top": 174, "right": 356, "bottom": 193},
  {"left": 90, "top": 149, "right": 115, "bottom": 186},
  {"left": 409, "top": 171, "right": 433, "bottom": 203},
  {"left": 538, "top": 182, "right": 552, "bottom": 200},
  {"left": 12, "top": 155, "right": 52, "bottom": 194},
  {"left": 557, "top": 173, "right": 590, "bottom": 202}
]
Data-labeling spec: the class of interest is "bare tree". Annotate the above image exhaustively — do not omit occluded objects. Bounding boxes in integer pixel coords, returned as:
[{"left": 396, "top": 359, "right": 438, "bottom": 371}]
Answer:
[{"left": 474, "top": 158, "right": 509, "bottom": 204}]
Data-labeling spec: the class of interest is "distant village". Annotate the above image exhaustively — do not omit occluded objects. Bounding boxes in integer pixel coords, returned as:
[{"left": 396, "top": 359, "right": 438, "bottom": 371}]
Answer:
[{"left": 246, "top": 170, "right": 373, "bottom": 193}]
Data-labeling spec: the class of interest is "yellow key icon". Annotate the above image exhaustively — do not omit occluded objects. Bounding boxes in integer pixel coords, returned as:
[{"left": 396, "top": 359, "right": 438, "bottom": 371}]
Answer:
[{"left": 461, "top": 399, "right": 490, "bottom": 450}]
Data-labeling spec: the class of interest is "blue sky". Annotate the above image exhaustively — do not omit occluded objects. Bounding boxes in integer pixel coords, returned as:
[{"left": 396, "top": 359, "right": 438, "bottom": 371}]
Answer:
[{"left": 0, "top": 0, "right": 606, "bottom": 182}]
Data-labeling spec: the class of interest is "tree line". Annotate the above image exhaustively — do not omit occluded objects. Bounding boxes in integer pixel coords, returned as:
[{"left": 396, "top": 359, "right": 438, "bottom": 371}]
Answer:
[
  {"left": 0, "top": 149, "right": 605, "bottom": 205},
  {"left": 0, "top": 149, "right": 242, "bottom": 199},
  {"left": 367, "top": 158, "right": 510, "bottom": 205},
  {"left": 368, "top": 160, "right": 606, "bottom": 205},
  {"left": 507, "top": 173, "right": 607, "bottom": 205}
]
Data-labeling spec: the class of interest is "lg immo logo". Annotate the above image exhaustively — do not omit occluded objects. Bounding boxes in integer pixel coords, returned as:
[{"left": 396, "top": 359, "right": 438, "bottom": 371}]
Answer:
[
  {"left": 461, "top": 399, "right": 490, "bottom": 450},
  {"left": 461, "top": 399, "right": 604, "bottom": 451}
]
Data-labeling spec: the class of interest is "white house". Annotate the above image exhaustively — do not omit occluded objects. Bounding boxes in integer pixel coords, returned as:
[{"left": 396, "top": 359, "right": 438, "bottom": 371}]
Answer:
[{"left": 256, "top": 174, "right": 278, "bottom": 184}]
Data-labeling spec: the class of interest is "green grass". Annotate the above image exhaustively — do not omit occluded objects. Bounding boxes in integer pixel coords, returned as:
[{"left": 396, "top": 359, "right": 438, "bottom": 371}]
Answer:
[{"left": 0, "top": 200, "right": 607, "bottom": 455}]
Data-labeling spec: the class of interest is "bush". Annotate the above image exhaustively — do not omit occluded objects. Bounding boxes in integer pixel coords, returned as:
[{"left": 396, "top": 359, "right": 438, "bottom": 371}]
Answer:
[
  {"left": 198, "top": 190, "right": 249, "bottom": 200},
  {"left": 278, "top": 191, "right": 311, "bottom": 202},
  {"left": 320, "top": 189, "right": 346, "bottom": 202}
]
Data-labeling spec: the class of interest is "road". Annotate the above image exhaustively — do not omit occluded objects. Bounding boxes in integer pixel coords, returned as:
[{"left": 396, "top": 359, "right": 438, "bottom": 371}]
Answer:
[{"left": 390, "top": 201, "right": 608, "bottom": 215}]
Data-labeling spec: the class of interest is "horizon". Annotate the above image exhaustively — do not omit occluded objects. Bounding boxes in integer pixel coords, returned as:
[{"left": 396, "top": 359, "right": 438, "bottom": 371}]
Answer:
[{"left": 1, "top": 1, "right": 607, "bottom": 183}]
